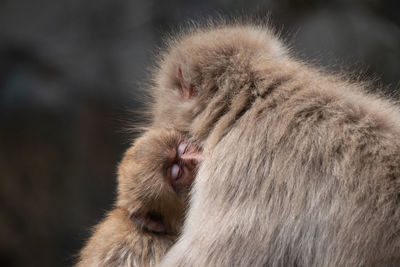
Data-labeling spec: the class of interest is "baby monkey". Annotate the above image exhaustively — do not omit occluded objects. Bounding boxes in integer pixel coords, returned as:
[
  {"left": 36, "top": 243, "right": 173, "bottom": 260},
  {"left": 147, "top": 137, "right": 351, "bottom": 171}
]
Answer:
[{"left": 77, "top": 128, "right": 201, "bottom": 267}]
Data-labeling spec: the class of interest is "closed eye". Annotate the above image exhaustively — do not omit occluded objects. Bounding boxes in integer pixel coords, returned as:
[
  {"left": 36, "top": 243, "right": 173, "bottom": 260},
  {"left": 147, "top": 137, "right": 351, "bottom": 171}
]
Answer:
[
  {"left": 170, "top": 163, "right": 181, "bottom": 181},
  {"left": 177, "top": 142, "right": 189, "bottom": 156}
]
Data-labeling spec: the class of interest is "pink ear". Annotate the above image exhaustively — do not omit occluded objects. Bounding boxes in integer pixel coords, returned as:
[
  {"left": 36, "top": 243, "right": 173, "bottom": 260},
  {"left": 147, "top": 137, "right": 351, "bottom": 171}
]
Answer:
[{"left": 177, "top": 67, "right": 195, "bottom": 99}]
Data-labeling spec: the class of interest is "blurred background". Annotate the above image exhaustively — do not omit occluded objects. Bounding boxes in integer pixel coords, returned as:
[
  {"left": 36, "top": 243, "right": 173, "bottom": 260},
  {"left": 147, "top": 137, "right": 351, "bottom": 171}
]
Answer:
[{"left": 0, "top": 0, "right": 399, "bottom": 266}]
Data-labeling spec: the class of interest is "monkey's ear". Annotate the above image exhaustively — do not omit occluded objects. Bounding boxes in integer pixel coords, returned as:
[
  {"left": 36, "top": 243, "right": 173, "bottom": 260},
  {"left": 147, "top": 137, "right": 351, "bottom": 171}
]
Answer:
[
  {"left": 177, "top": 67, "right": 195, "bottom": 99},
  {"left": 129, "top": 207, "right": 166, "bottom": 234}
]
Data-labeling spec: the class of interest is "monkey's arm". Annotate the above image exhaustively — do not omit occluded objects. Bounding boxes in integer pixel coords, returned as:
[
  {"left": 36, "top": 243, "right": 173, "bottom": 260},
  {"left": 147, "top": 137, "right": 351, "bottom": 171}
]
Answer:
[{"left": 77, "top": 208, "right": 174, "bottom": 267}]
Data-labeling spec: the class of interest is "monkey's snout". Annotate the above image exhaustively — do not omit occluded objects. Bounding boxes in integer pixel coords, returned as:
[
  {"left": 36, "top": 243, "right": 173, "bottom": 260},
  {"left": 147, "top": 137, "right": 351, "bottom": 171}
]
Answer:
[{"left": 178, "top": 141, "right": 202, "bottom": 164}]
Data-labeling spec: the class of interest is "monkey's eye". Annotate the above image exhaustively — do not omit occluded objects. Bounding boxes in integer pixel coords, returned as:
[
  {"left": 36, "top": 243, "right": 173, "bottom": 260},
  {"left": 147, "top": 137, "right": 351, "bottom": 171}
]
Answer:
[
  {"left": 168, "top": 141, "right": 189, "bottom": 183},
  {"left": 170, "top": 163, "right": 181, "bottom": 181},
  {"left": 177, "top": 142, "right": 188, "bottom": 156}
]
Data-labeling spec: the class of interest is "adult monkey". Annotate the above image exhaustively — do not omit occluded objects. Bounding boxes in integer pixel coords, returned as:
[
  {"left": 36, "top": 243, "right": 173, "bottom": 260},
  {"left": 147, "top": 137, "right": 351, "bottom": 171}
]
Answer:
[{"left": 149, "top": 22, "right": 400, "bottom": 266}]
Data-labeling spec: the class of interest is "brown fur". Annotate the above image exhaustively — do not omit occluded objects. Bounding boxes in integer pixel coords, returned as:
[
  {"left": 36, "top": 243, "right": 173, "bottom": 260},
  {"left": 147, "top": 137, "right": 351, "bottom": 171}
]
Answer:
[
  {"left": 77, "top": 128, "right": 193, "bottom": 266},
  {"left": 147, "top": 23, "right": 400, "bottom": 266}
]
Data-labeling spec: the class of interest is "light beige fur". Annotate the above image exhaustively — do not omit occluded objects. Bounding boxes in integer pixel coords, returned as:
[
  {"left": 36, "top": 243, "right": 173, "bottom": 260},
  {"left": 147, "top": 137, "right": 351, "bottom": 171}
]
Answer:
[
  {"left": 147, "top": 22, "right": 400, "bottom": 266},
  {"left": 77, "top": 128, "right": 189, "bottom": 267}
]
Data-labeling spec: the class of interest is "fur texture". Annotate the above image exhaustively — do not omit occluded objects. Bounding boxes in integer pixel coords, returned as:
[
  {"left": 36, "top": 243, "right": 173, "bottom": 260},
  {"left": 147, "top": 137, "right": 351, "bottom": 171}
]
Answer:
[
  {"left": 148, "top": 23, "right": 400, "bottom": 266},
  {"left": 77, "top": 128, "right": 189, "bottom": 266},
  {"left": 77, "top": 208, "right": 175, "bottom": 267}
]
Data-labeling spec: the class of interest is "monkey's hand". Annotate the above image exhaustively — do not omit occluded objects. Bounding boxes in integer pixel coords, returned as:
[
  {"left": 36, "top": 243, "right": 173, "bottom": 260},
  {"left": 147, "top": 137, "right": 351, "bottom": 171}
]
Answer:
[{"left": 129, "top": 204, "right": 167, "bottom": 234}]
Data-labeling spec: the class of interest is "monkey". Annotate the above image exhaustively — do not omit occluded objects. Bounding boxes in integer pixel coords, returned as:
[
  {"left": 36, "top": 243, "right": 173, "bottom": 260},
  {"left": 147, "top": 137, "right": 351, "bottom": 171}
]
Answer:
[
  {"left": 77, "top": 127, "right": 201, "bottom": 267},
  {"left": 145, "top": 22, "right": 400, "bottom": 266}
]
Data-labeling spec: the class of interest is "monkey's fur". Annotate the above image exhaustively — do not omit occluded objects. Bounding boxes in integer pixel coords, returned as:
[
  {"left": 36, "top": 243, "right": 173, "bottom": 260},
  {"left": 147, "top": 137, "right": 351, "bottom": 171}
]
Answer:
[
  {"left": 148, "top": 23, "right": 400, "bottom": 266},
  {"left": 77, "top": 128, "right": 191, "bottom": 266}
]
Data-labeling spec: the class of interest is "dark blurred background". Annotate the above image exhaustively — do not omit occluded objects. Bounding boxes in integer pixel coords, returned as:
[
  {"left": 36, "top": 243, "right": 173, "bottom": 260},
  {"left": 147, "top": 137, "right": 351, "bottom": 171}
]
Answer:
[{"left": 0, "top": 0, "right": 399, "bottom": 266}]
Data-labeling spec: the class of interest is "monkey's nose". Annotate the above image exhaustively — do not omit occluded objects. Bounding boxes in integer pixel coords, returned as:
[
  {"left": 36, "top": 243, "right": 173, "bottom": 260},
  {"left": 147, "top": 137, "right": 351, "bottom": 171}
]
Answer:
[
  {"left": 177, "top": 140, "right": 203, "bottom": 164},
  {"left": 180, "top": 153, "right": 203, "bottom": 163}
]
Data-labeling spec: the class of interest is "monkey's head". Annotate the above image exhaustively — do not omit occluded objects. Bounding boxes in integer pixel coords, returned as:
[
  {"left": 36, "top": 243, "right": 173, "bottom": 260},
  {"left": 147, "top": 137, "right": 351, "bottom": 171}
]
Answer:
[
  {"left": 151, "top": 24, "right": 287, "bottom": 143},
  {"left": 117, "top": 128, "right": 201, "bottom": 235}
]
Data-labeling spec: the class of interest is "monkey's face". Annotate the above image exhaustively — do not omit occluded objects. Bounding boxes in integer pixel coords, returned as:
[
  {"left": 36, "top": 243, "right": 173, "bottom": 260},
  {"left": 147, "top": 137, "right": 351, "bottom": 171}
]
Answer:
[{"left": 117, "top": 128, "right": 201, "bottom": 234}]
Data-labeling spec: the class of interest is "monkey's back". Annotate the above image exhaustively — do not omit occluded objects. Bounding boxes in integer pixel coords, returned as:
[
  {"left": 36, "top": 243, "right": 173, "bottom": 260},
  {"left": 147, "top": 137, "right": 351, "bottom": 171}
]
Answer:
[
  {"left": 155, "top": 24, "right": 400, "bottom": 266},
  {"left": 170, "top": 70, "right": 400, "bottom": 267}
]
